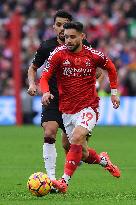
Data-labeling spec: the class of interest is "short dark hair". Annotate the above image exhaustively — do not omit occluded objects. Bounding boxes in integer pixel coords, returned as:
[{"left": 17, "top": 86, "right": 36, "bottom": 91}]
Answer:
[
  {"left": 54, "top": 10, "right": 73, "bottom": 22},
  {"left": 63, "top": 22, "right": 84, "bottom": 33}
]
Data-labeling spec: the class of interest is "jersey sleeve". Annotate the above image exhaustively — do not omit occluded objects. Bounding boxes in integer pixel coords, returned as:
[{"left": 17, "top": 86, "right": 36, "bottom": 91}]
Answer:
[
  {"left": 103, "top": 59, "right": 118, "bottom": 89},
  {"left": 91, "top": 49, "right": 118, "bottom": 89},
  {"left": 40, "top": 50, "right": 61, "bottom": 93},
  {"left": 32, "top": 41, "right": 50, "bottom": 68}
]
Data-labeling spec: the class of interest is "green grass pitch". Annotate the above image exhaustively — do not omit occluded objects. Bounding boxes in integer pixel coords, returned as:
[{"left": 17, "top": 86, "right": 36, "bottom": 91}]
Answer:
[{"left": 0, "top": 126, "right": 136, "bottom": 205}]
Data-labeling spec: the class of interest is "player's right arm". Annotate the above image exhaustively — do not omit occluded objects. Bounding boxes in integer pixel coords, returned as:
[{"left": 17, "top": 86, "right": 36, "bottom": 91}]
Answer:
[
  {"left": 40, "top": 49, "right": 61, "bottom": 106},
  {"left": 27, "top": 64, "right": 38, "bottom": 96},
  {"left": 40, "top": 66, "right": 54, "bottom": 106},
  {"left": 27, "top": 41, "right": 50, "bottom": 96}
]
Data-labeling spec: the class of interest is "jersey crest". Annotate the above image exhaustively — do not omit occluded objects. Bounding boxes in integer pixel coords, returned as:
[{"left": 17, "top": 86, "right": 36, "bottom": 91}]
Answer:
[{"left": 75, "top": 58, "right": 81, "bottom": 65}]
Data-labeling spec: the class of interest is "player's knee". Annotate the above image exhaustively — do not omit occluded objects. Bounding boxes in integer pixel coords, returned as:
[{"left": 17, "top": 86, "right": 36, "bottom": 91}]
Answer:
[
  {"left": 43, "top": 127, "right": 57, "bottom": 143},
  {"left": 44, "top": 137, "right": 56, "bottom": 144},
  {"left": 71, "top": 133, "right": 83, "bottom": 144}
]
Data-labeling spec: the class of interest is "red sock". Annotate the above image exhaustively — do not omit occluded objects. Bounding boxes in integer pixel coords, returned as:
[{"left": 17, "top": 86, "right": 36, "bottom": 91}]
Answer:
[
  {"left": 84, "top": 148, "right": 100, "bottom": 164},
  {"left": 64, "top": 144, "right": 82, "bottom": 176}
]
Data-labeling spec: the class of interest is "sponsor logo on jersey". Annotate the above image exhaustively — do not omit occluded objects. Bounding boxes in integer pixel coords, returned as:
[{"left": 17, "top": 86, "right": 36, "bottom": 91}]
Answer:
[
  {"left": 63, "top": 67, "right": 92, "bottom": 77},
  {"left": 63, "top": 59, "right": 71, "bottom": 65}
]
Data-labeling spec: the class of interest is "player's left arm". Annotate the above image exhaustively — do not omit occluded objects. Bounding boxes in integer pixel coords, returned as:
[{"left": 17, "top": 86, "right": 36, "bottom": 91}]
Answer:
[
  {"left": 91, "top": 49, "right": 120, "bottom": 109},
  {"left": 82, "top": 39, "right": 103, "bottom": 80},
  {"left": 102, "top": 58, "right": 120, "bottom": 109}
]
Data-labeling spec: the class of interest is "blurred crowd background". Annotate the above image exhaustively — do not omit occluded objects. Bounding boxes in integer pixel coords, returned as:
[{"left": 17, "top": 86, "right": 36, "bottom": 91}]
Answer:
[{"left": 0, "top": 0, "right": 136, "bottom": 98}]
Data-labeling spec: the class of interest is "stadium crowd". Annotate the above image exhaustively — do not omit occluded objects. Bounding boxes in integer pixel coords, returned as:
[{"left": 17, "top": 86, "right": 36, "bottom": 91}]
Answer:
[{"left": 0, "top": 0, "right": 136, "bottom": 97}]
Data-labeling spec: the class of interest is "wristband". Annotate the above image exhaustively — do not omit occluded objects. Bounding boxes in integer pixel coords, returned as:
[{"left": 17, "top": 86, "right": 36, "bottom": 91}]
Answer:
[{"left": 111, "top": 89, "right": 118, "bottom": 95}]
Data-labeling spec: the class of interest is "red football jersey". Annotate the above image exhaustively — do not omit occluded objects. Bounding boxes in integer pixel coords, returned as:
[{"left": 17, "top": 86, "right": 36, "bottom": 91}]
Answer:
[{"left": 40, "top": 45, "right": 118, "bottom": 114}]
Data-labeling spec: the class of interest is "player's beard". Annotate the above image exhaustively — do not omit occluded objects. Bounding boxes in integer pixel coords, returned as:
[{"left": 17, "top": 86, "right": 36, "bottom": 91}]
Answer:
[
  {"left": 58, "top": 32, "right": 65, "bottom": 42},
  {"left": 67, "top": 43, "right": 80, "bottom": 52}
]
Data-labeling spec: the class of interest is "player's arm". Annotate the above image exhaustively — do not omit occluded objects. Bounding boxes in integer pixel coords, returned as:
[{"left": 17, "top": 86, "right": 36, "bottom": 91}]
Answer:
[
  {"left": 40, "top": 67, "right": 56, "bottom": 106},
  {"left": 27, "top": 42, "right": 49, "bottom": 96},
  {"left": 40, "top": 51, "right": 61, "bottom": 106},
  {"left": 102, "top": 58, "right": 120, "bottom": 109},
  {"left": 83, "top": 39, "right": 103, "bottom": 81},
  {"left": 40, "top": 66, "right": 54, "bottom": 106},
  {"left": 92, "top": 49, "right": 120, "bottom": 109},
  {"left": 27, "top": 64, "right": 38, "bottom": 96}
]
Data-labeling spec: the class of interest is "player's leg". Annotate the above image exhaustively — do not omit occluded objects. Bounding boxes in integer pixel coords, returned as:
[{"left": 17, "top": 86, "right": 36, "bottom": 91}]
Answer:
[
  {"left": 59, "top": 112, "right": 86, "bottom": 168},
  {"left": 51, "top": 107, "right": 120, "bottom": 192},
  {"left": 61, "top": 131, "right": 70, "bottom": 155},
  {"left": 64, "top": 125, "right": 103, "bottom": 176},
  {"left": 75, "top": 136, "right": 119, "bottom": 176},
  {"left": 51, "top": 107, "right": 105, "bottom": 192},
  {"left": 58, "top": 112, "right": 71, "bottom": 155},
  {"left": 61, "top": 118, "right": 91, "bottom": 159},
  {"left": 62, "top": 131, "right": 93, "bottom": 166},
  {"left": 51, "top": 124, "right": 89, "bottom": 193},
  {"left": 51, "top": 111, "right": 90, "bottom": 192},
  {"left": 77, "top": 108, "right": 121, "bottom": 177},
  {"left": 60, "top": 110, "right": 97, "bottom": 163},
  {"left": 57, "top": 108, "right": 97, "bottom": 187},
  {"left": 78, "top": 108, "right": 121, "bottom": 177},
  {"left": 41, "top": 106, "right": 61, "bottom": 180},
  {"left": 42, "top": 121, "right": 58, "bottom": 180}
]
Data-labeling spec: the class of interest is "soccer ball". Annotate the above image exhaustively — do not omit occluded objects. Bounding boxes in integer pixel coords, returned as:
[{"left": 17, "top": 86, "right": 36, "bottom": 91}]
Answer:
[{"left": 27, "top": 172, "right": 52, "bottom": 197}]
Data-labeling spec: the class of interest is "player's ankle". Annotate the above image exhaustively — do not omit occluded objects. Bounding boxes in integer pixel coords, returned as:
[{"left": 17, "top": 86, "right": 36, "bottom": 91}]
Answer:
[{"left": 62, "top": 174, "right": 71, "bottom": 184}]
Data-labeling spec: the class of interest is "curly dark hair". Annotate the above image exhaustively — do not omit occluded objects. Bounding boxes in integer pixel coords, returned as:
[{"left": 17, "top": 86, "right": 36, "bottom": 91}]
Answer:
[{"left": 54, "top": 9, "right": 73, "bottom": 22}]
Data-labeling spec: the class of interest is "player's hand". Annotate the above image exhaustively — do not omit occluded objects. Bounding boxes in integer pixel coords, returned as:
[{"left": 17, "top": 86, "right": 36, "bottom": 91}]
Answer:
[
  {"left": 41, "top": 92, "right": 54, "bottom": 106},
  {"left": 111, "top": 95, "right": 120, "bottom": 109},
  {"left": 27, "top": 84, "right": 37, "bottom": 96}
]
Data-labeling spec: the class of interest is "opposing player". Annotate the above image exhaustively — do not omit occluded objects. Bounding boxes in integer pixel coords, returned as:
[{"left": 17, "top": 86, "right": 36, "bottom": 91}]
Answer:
[
  {"left": 27, "top": 10, "right": 102, "bottom": 181},
  {"left": 40, "top": 21, "right": 121, "bottom": 193}
]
